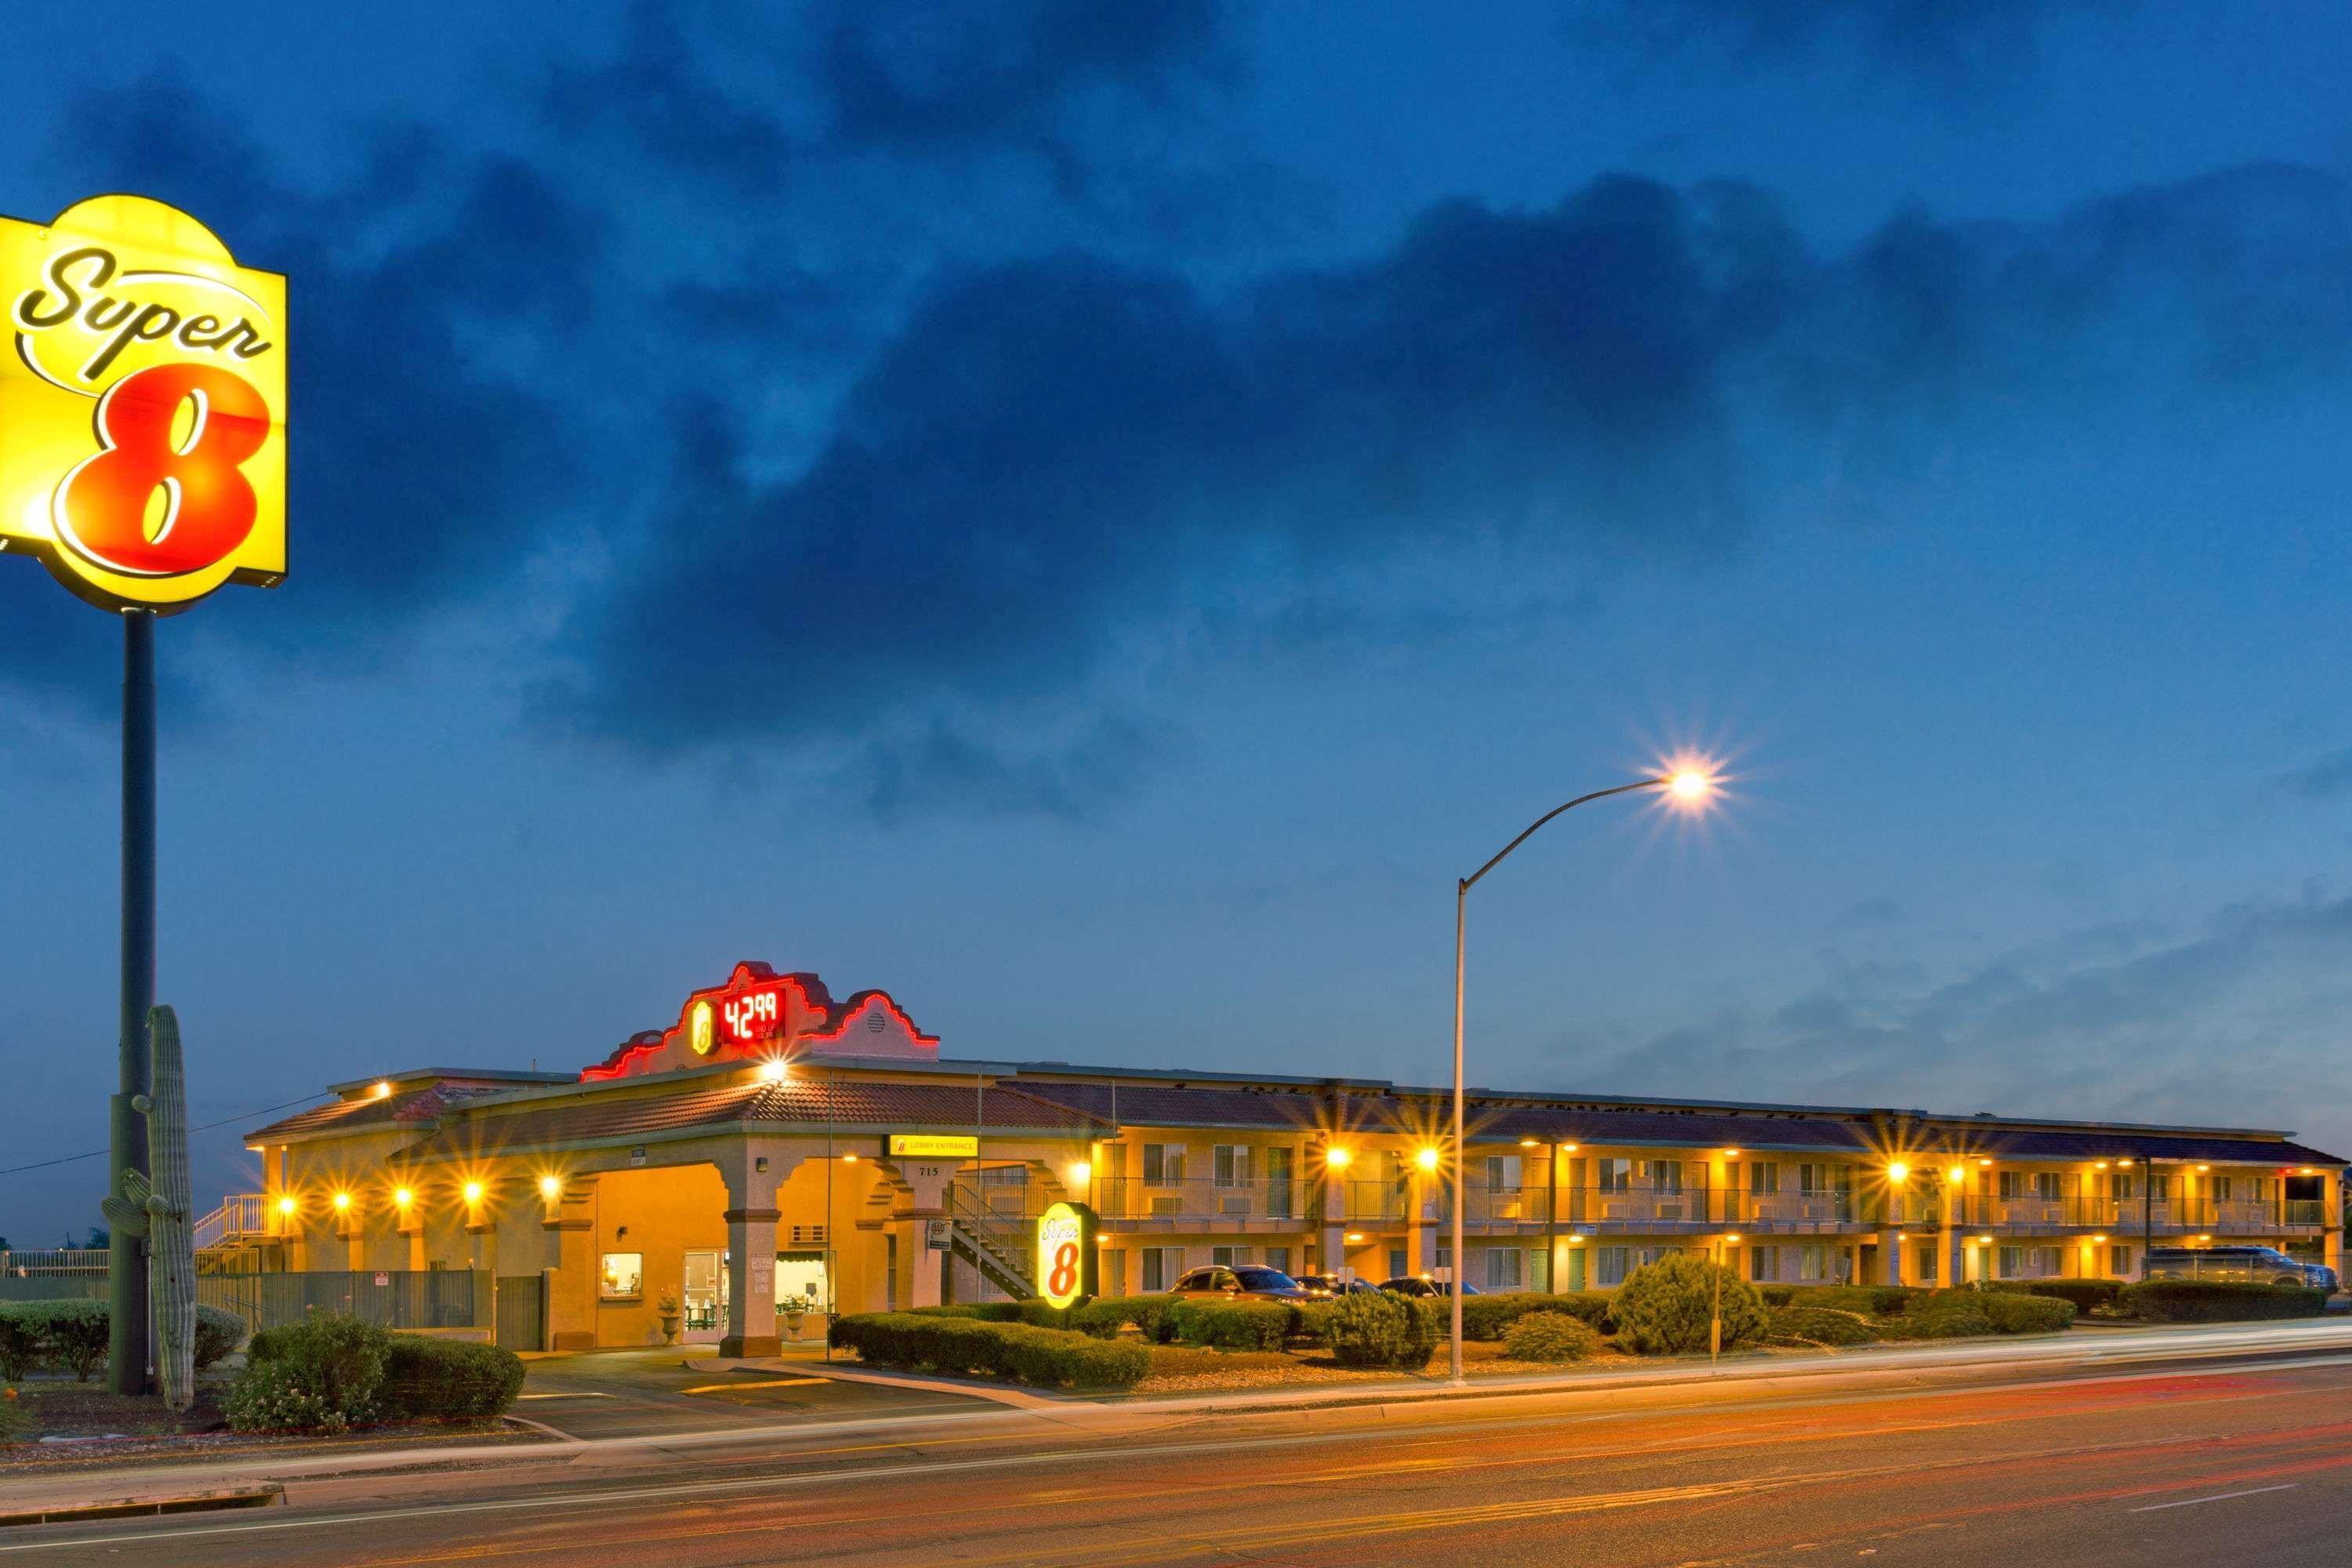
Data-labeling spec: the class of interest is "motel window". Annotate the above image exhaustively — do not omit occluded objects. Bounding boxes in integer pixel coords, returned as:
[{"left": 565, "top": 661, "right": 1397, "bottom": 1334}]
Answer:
[
  {"left": 1388, "top": 1248, "right": 1408, "bottom": 1279},
  {"left": 1798, "top": 1245, "right": 1828, "bottom": 1282},
  {"left": 1264, "top": 1247, "right": 1290, "bottom": 1276},
  {"left": 2109, "top": 1245, "right": 2130, "bottom": 1276},
  {"left": 2111, "top": 1173, "right": 2136, "bottom": 1202},
  {"left": 1749, "top": 1246, "right": 1780, "bottom": 1283},
  {"left": 1436, "top": 1241, "right": 1453, "bottom": 1272},
  {"left": 1998, "top": 1246, "right": 2024, "bottom": 1279},
  {"left": 1998, "top": 1171, "right": 2021, "bottom": 1200},
  {"left": 1598, "top": 1159, "right": 1633, "bottom": 1194},
  {"left": 1486, "top": 1155, "right": 1522, "bottom": 1192},
  {"left": 1914, "top": 1243, "right": 1936, "bottom": 1283},
  {"left": 979, "top": 1164, "right": 1026, "bottom": 1189},
  {"left": 1214, "top": 1145, "right": 1253, "bottom": 1188},
  {"left": 1750, "top": 1163, "right": 1780, "bottom": 1195},
  {"left": 1211, "top": 1246, "right": 1252, "bottom": 1267},
  {"left": 2033, "top": 1247, "right": 2063, "bottom": 1276},
  {"left": 2212, "top": 1175, "right": 2234, "bottom": 1202},
  {"left": 1265, "top": 1148, "right": 1295, "bottom": 1218},
  {"left": 1486, "top": 1249, "right": 1525, "bottom": 1290},
  {"left": 2151, "top": 1174, "right": 2170, "bottom": 1201},
  {"left": 1798, "top": 1164, "right": 1824, "bottom": 1196},
  {"left": 1642, "top": 1160, "right": 1683, "bottom": 1195},
  {"left": 599, "top": 1252, "right": 643, "bottom": 1300},
  {"left": 2034, "top": 1173, "right": 2061, "bottom": 1200},
  {"left": 1595, "top": 1247, "right": 1631, "bottom": 1287},
  {"left": 1143, "top": 1145, "right": 1185, "bottom": 1186},
  {"left": 1142, "top": 1247, "right": 1181, "bottom": 1292}
]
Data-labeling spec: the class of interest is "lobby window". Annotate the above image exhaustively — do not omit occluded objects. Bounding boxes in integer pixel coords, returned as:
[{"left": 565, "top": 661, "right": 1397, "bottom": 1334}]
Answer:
[
  {"left": 1595, "top": 1247, "right": 1631, "bottom": 1287},
  {"left": 1143, "top": 1144, "right": 1185, "bottom": 1186},
  {"left": 1750, "top": 1162, "right": 1780, "bottom": 1195},
  {"left": 1486, "top": 1249, "right": 1524, "bottom": 1290},
  {"left": 1214, "top": 1145, "right": 1253, "bottom": 1188},
  {"left": 1914, "top": 1243, "right": 1936, "bottom": 1282},
  {"left": 600, "top": 1252, "right": 643, "bottom": 1300}
]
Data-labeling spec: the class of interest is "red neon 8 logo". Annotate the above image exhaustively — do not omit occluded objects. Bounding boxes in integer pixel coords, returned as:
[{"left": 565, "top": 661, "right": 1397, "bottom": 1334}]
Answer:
[
  {"left": 53, "top": 361, "right": 269, "bottom": 578},
  {"left": 1047, "top": 1242, "right": 1080, "bottom": 1298}
]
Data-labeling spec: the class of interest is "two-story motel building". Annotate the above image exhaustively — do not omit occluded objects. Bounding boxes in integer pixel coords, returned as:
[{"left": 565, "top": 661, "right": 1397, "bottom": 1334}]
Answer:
[{"left": 221, "top": 963, "right": 2347, "bottom": 1352}]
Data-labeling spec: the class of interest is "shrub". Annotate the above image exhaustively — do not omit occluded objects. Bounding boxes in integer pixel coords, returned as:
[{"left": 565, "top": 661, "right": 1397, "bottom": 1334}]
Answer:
[
  {"left": 1169, "top": 1301, "right": 1292, "bottom": 1351},
  {"left": 1459, "top": 1292, "right": 1559, "bottom": 1341},
  {"left": 1502, "top": 1311, "right": 1601, "bottom": 1363},
  {"left": 1066, "top": 1300, "right": 1131, "bottom": 1340},
  {"left": 831, "top": 1312, "right": 1149, "bottom": 1390},
  {"left": 1613, "top": 1254, "right": 1766, "bottom": 1356},
  {"left": 1324, "top": 1290, "right": 1441, "bottom": 1369},
  {"left": 0, "top": 1308, "right": 40, "bottom": 1382},
  {"left": 2118, "top": 1280, "right": 2326, "bottom": 1323},
  {"left": 1778, "top": 1285, "right": 1920, "bottom": 1317},
  {"left": 1986, "top": 1279, "right": 2118, "bottom": 1312},
  {"left": 1543, "top": 1292, "right": 1618, "bottom": 1333},
  {"left": 23, "top": 1302, "right": 110, "bottom": 1382},
  {"left": 1119, "top": 1294, "right": 1182, "bottom": 1345},
  {"left": 1978, "top": 1292, "right": 2077, "bottom": 1334},
  {"left": 1759, "top": 1285, "right": 1794, "bottom": 1307},
  {"left": 1293, "top": 1301, "right": 1335, "bottom": 1345},
  {"left": 1902, "top": 1291, "right": 1994, "bottom": 1338},
  {"left": 238, "top": 1312, "right": 390, "bottom": 1427},
  {"left": 909, "top": 1302, "right": 1023, "bottom": 1323},
  {"left": 1014, "top": 1299, "right": 1071, "bottom": 1330},
  {"left": 1765, "top": 1306, "right": 1878, "bottom": 1347},
  {"left": 193, "top": 1305, "right": 243, "bottom": 1371},
  {"left": 379, "top": 1337, "right": 526, "bottom": 1420},
  {"left": 227, "top": 1359, "right": 371, "bottom": 1435}
]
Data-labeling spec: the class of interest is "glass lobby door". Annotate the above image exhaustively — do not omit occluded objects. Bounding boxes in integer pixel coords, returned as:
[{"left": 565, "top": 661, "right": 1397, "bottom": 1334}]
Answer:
[{"left": 682, "top": 1250, "right": 724, "bottom": 1343}]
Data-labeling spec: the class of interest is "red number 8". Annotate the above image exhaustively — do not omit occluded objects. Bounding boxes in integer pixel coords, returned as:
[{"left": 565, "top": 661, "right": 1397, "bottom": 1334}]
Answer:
[
  {"left": 54, "top": 362, "right": 270, "bottom": 578},
  {"left": 1048, "top": 1242, "right": 1079, "bottom": 1298}
]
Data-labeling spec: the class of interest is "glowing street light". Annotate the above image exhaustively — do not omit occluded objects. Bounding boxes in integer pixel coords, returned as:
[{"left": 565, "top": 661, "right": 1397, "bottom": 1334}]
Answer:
[{"left": 1445, "top": 757, "right": 1725, "bottom": 1383}]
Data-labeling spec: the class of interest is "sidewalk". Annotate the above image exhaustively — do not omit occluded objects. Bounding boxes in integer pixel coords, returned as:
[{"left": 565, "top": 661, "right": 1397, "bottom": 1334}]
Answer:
[{"left": 5, "top": 1317, "right": 2348, "bottom": 1519}]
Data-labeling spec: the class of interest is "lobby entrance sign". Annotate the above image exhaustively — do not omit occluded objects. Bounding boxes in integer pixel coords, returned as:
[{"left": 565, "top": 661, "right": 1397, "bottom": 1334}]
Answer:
[{"left": 1, "top": 194, "right": 287, "bottom": 1395}]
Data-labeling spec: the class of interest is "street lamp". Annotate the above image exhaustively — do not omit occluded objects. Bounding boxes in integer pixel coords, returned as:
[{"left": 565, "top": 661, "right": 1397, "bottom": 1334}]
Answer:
[{"left": 1446, "top": 763, "right": 1717, "bottom": 1383}]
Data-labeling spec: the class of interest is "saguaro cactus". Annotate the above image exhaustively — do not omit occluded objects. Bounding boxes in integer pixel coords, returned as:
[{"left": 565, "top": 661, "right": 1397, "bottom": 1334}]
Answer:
[{"left": 99, "top": 1004, "right": 195, "bottom": 1410}]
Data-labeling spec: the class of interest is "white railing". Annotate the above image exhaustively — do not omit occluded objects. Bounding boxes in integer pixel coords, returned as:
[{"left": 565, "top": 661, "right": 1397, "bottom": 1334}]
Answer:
[
  {"left": 1, "top": 1248, "right": 110, "bottom": 1276},
  {"left": 194, "top": 1193, "right": 269, "bottom": 1250}
]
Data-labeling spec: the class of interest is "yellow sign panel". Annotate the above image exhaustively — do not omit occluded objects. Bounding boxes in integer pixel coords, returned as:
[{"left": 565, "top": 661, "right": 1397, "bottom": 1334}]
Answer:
[
  {"left": 1036, "top": 1200, "right": 1095, "bottom": 1309},
  {"left": 888, "top": 1134, "right": 979, "bottom": 1158},
  {"left": 0, "top": 194, "right": 288, "bottom": 613}
]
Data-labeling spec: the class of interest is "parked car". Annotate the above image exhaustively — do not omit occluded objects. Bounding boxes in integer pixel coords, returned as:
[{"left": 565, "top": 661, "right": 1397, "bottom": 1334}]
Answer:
[
  {"left": 1167, "top": 1265, "right": 1312, "bottom": 1301},
  {"left": 2142, "top": 1245, "right": 2336, "bottom": 1290},
  {"left": 1377, "top": 1276, "right": 1482, "bottom": 1298},
  {"left": 1290, "top": 1274, "right": 1381, "bottom": 1297}
]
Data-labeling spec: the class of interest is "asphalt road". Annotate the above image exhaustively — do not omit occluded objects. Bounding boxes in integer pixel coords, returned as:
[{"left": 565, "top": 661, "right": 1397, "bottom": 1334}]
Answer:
[
  {"left": 11, "top": 1344, "right": 2352, "bottom": 1565},
  {"left": 510, "top": 1348, "right": 977, "bottom": 1439}
]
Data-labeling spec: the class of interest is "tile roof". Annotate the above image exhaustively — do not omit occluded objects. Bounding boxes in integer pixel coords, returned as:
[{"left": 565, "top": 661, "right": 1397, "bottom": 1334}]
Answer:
[
  {"left": 247, "top": 1083, "right": 514, "bottom": 1143},
  {"left": 394, "top": 1078, "right": 1098, "bottom": 1163}
]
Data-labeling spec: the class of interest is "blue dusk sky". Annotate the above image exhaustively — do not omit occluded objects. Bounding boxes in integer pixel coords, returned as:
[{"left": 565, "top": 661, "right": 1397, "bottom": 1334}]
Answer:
[{"left": 3, "top": 2, "right": 2350, "bottom": 1243}]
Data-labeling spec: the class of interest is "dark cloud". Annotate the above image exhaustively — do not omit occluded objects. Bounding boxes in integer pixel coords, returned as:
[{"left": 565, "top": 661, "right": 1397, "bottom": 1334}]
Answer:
[
  {"left": 1576, "top": 0, "right": 2132, "bottom": 89},
  {"left": 850, "top": 713, "right": 1173, "bottom": 825},
  {"left": 1577, "top": 889, "right": 2352, "bottom": 1147},
  {"left": 2279, "top": 748, "right": 2352, "bottom": 801}
]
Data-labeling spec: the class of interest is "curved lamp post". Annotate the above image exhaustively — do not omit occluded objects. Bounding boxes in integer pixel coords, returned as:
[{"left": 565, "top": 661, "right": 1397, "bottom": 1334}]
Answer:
[{"left": 1447, "top": 768, "right": 1715, "bottom": 1384}]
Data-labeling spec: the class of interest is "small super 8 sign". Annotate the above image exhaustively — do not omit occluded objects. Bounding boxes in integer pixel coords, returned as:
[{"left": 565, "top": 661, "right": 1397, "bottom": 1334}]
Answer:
[
  {"left": 1036, "top": 1200, "right": 1097, "bottom": 1309},
  {"left": 0, "top": 194, "right": 287, "bottom": 614}
]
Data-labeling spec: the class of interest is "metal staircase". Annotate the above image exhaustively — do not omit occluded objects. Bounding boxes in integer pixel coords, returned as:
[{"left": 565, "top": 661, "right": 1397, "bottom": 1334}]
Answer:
[{"left": 948, "top": 1184, "right": 1035, "bottom": 1300}]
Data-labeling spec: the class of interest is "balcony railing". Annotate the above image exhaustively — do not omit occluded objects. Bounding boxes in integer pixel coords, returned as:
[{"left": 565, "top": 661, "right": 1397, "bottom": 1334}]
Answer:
[
  {"left": 1951, "top": 1196, "right": 2329, "bottom": 1233},
  {"left": 1095, "top": 1176, "right": 1308, "bottom": 1226}
]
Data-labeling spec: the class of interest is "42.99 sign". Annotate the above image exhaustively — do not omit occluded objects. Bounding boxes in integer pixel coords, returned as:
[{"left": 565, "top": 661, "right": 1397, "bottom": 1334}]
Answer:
[{"left": 0, "top": 194, "right": 287, "bottom": 614}]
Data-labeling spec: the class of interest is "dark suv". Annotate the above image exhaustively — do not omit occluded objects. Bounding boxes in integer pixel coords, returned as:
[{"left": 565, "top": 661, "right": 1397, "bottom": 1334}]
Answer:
[
  {"left": 2143, "top": 1246, "right": 2336, "bottom": 1290},
  {"left": 1167, "top": 1265, "right": 1312, "bottom": 1301},
  {"left": 1378, "top": 1276, "right": 1482, "bottom": 1298}
]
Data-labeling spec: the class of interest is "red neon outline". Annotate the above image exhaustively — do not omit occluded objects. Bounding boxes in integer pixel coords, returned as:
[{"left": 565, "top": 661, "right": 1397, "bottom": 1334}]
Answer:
[{"left": 577, "top": 964, "right": 937, "bottom": 1081}]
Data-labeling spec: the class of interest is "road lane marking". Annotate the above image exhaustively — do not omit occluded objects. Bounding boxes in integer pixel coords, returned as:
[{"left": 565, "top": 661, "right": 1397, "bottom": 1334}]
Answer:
[
  {"left": 2129, "top": 1483, "right": 2298, "bottom": 1512},
  {"left": 513, "top": 1393, "right": 613, "bottom": 1401},
  {"left": 680, "top": 1379, "right": 827, "bottom": 1396}
]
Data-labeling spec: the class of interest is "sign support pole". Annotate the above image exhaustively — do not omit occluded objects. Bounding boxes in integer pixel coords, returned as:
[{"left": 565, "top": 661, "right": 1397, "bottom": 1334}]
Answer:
[{"left": 108, "top": 610, "right": 155, "bottom": 1396}]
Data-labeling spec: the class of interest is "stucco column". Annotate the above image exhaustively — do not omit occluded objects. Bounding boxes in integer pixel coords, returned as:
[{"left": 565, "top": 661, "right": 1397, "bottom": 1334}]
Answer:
[
  {"left": 1880, "top": 1227, "right": 1901, "bottom": 1286},
  {"left": 1320, "top": 1156, "right": 1347, "bottom": 1282},
  {"left": 2326, "top": 1171, "right": 2344, "bottom": 1286},
  {"left": 891, "top": 1156, "right": 957, "bottom": 1310},
  {"left": 543, "top": 1177, "right": 597, "bottom": 1351},
  {"left": 1947, "top": 1173, "right": 1969, "bottom": 1289},
  {"left": 721, "top": 1206, "right": 782, "bottom": 1357}
]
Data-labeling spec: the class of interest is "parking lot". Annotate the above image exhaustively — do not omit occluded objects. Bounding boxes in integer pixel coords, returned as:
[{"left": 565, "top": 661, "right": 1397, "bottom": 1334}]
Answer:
[{"left": 511, "top": 1346, "right": 985, "bottom": 1440}]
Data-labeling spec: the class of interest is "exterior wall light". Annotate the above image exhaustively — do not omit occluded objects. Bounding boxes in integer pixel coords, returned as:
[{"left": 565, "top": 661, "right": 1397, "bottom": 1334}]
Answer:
[
  {"left": 1887, "top": 1162, "right": 1910, "bottom": 1183},
  {"left": 394, "top": 1188, "right": 413, "bottom": 1208},
  {"left": 538, "top": 1175, "right": 561, "bottom": 1200},
  {"left": 1325, "top": 1146, "right": 1353, "bottom": 1171},
  {"left": 277, "top": 1195, "right": 296, "bottom": 1216},
  {"left": 1415, "top": 1146, "right": 1440, "bottom": 1173},
  {"left": 463, "top": 1181, "right": 485, "bottom": 1204},
  {"left": 1345, "top": 1232, "right": 1366, "bottom": 1243},
  {"left": 332, "top": 1191, "right": 351, "bottom": 1212},
  {"left": 1722, "top": 1149, "right": 1740, "bottom": 1159},
  {"left": 1068, "top": 1161, "right": 1091, "bottom": 1187},
  {"left": 1519, "top": 1138, "right": 1540, "bottom": 1148},
  {"left": 1562, "top": 1143, "right": 1578, "bottom": 1154},
  {"left": 757, "top": 1058, "right": 789, "bottom": 1083},
  {"left": 373, "top": 1080, "right": 393, "bottom": 1099},
  {"left": 1945, "top": 1166, "right": 1966, "bottom": 1185},
  {"left": 843, "top": 1152, "right": 858, "bottom": 1163}
]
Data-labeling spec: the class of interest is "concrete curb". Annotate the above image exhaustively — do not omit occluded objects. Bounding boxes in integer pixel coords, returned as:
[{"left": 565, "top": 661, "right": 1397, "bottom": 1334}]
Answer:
[{"left": 0, "top": 1483, "right": 281, "bottom": 1528}]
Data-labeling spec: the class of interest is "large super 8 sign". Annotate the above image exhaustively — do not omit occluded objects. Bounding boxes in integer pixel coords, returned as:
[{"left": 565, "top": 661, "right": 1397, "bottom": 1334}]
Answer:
[
  {"left": 1036, "top": 1201, "right": 1097, "bottom": 1310},
  {"left": 1, "top": 195, "right": 287, "bottom": 613}
]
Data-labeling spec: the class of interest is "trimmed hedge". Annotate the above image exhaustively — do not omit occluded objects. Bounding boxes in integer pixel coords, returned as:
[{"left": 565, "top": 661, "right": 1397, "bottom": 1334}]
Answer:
[
  {"left": 1765, "top": 1306, "right": 1878, "bottom": 1347},
  {"left": 379, "top": 1337, "right": 526, "bottom": 1421},
  {"left": 1777, "top": 1286, "right": 1923, "bottom": 1317},
  {"left": 1985, "top": 1279, "right": 2118, "bottom": 1312},
  {"left": 1169, "top": 1301, "right": 1292, "bottom": 1351},
  {"left": 1066, "top": 1299, "right": 1131, "bottom": 1340},
  {"left": 1502, "top": 1311, "right": 1600, "bottom": 1363},
  {"left": 1614, "top": 1254, "right": 1767, "bottom": 1356},
  {"left": 830, "top": 1312, "right": 1149, "bottom": 1389},
  {"left": 0, "top": 1301, "right": 244, "bottom": 1382},
  {"left": 1901, "top": 1291, "right": 1994, "bottom": 1339},
  {"left": 1324, "top": 1291, "right": 1442, "bottom": 1369},
  {"left": 909, "top": 1302, "right": 1024, "bottom": 1323},
  {"left": 1978, "top": 1292, "right": 2077, "bottom": 1334},
  {"left": 2118, "top": 1280, "right": 2327, "bottom": 1323}
]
